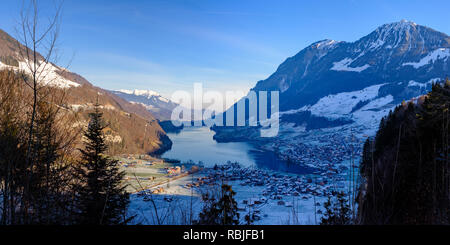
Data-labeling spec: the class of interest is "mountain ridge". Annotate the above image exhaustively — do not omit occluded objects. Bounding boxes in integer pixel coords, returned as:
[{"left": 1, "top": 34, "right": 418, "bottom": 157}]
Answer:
[
  {"left": 0, "top": 28, "right": 172, "bottom": 155},
  {"left": 111, "top": 89, "right": 178, "bottom": 121},
  {"left": 252, "top": 20, "right": 449, "bottom": 111}
]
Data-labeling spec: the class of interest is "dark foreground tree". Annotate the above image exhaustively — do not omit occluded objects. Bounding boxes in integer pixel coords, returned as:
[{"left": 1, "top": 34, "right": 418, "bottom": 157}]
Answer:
[
  {"left": 0, "top": 69, "right": 77, "bottom": 225},
  {"left": 195, "top": 184, "right": 239, "bottom": 225},
  {"left": 320, "top": 192, "right": 352, "bottom": 225},
  {"left": 357, "top": 80, "right": 450, "bottom": 224},
  {"left": 73, "top": 104, "right": 131, "bottom": 225}
]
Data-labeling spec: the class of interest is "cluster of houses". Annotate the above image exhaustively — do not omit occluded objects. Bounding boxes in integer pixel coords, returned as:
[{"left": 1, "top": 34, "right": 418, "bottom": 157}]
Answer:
[
  {"left": 118, "top": 154, "right": 164, "bottom": 168},
  {"left": 136, "top": 186, "right": 165, "bottom": 196},
  {"left": 151, "top": 187, "right": 165, "bottom": 194},
  {"left": 271, "top": 129, "right": 364, "bottom": 172},
  {"left": 185, "top": 176, "right": 215, "bottom": 189},
  {"left": 188, "top": 163, "right": 347, "bottom": 206},
  {"left": 166, "top": 166, "right": 182, "bottom": 175},
  {"left": 118, "top": 154, "right": 155, "bottom": 161}
]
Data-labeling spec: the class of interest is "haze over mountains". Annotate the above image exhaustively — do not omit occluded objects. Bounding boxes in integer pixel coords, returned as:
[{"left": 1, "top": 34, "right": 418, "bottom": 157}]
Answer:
[{"left": 0, "top": 29, "right": 172, "bottom": 155}]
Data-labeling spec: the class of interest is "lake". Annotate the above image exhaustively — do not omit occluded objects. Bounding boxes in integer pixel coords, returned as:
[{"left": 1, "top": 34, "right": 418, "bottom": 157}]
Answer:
[{"left": 161, "top": 127, "right": 312, "bottom": 174}]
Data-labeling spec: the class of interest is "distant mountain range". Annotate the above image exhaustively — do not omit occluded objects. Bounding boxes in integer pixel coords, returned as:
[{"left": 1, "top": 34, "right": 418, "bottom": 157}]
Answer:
[
  {"left": 214, "top": 20, "right": 450, "bottom": 142},
  {"left": 111, "top": 89, "right": 178, "bottom": 121},
  {"left": 0, "top": 29, "right": 172, "bottom": 155}
]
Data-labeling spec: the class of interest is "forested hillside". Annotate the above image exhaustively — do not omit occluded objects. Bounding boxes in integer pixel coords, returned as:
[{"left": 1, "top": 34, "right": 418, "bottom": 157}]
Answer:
[{"left": 358, "top": 80, "right": 450, "bottom": 224}]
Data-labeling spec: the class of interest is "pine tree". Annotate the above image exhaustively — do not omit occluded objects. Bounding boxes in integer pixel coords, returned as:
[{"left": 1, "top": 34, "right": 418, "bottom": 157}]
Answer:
[
  {"left": 218, "top": 184, "right": 239, "bottom": 225},
  {"left": 195, "top": 184, "right": 240, "bottom": 225},
  {"left": 28, "top": 100, "right": 65, "bottom": 224},
  {"left": 358, "top": 81, "right": 450, "bottom": 224},
  {"left": 73, "top": 104, "right": 131, "bottom": 225},
  {"left": 320, "top": 191, "right": 351, "bottom": 225}
]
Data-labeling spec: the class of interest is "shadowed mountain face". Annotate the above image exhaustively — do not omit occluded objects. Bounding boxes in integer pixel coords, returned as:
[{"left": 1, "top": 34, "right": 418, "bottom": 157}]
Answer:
[
  {"left": 215, "top": 20, "right": 450, "bottom": 140},
  {"left": 0, "top": 29, "right": 171, "bottom": 155}
]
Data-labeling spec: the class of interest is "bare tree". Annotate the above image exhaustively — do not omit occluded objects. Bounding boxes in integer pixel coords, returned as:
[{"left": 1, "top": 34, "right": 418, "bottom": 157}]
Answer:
[
  {"left": 15, "top": 0, "right": 63, "bottom": 167},
  {"left": 12, "top": 0, "right": 68, "bottom": 223}
]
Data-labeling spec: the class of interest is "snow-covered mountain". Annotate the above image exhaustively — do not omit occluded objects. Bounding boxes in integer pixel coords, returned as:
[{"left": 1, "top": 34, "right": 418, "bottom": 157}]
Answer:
[
  {"left": 212, "top": 20, "right": 450, "bottom": 169},
  {"left": 111, "top": 89, "right": 178, "bottom": 120},
  {"left": 217, "top": 20, "right": 449, "bottom": 135},
  {"left": 257, "top": 20, "right": 447, "bottom": 109}
]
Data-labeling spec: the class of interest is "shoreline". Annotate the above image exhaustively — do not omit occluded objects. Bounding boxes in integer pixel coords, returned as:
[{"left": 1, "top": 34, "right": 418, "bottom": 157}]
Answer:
[{"left": 128, "top": 162, "right": 355, "bottom": 225}]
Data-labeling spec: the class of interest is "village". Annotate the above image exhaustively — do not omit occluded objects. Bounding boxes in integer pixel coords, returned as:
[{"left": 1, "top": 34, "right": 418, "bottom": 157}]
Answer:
[
  {"left": 128, "top": 152, "right": 358, "bottom": 224},
  {"left": 115, "top": 154, "right": 199, "bottom": 193},
  {"left": 124, "top": 125, "right": 365, "bottom": 224},
  {"left": 265, "top": 124, "right": 367, "bottom": 172},
  {"left": 185, "top": 161, "right": 352, "bottom": 221}
]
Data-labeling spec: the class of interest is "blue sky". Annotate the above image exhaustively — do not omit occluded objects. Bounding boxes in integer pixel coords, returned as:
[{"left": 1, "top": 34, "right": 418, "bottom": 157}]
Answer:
[{"left": 1, "top": 0, "right": 449, "bottom": 98}]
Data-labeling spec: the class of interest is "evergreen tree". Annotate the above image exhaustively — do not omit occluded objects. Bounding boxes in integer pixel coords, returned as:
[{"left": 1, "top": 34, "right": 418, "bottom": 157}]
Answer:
[
  {"left": 28, "top": 100, "right": 67, "bottom": 224},
  {"left": 358, "top": 81, "right": 450, "bottom": 224},
  {"left": 73, "top": 104, "right": 131, "bottom": 225},
  {"left": 320, "top": 192, "right": 351, "bottom": 225},
  {"left": 195, "top": 184, "right": 239, "bottom": 225}
]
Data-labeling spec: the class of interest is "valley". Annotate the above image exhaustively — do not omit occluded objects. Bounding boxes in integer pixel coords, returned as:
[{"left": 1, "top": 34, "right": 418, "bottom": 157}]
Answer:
[
  {"left": 87, "top": 20, "right": 450, "bottom": 225},
  {"left": 0, "top": 0, "right": 448, "bottom": 227},
  {"left": 125, "top": 126, "right": 359, "bottom": 224}
]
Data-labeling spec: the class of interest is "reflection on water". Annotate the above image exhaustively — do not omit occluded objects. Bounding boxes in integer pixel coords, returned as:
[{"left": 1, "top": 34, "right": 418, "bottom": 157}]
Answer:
[{"left": 161, "top": 127, "right": 312, "bottom": 174}]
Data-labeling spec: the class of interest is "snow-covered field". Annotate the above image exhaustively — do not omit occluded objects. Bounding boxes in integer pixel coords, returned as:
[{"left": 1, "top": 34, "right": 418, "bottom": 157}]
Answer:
[
  {"left": 127, "top": 163, "right": 357, "bottom": 225},
  {"left": 128, "top": 174, "right": 203, "bottom": 225}
]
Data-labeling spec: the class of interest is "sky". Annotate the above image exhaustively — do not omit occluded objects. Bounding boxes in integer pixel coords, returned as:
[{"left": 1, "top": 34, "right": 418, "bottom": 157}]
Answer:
[{"left": 1, "top": 0, "right": 450, "bottom": 99}]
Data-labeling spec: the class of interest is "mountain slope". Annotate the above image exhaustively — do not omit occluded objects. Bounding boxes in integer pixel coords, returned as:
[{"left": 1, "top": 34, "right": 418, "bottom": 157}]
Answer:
[
  {"left": 219, "top": 20, "right": 449, "bottom": 133},
  {"left": 0, "top": 29, "right": 171, "bottom": 155},
  {"left": 254, "top": 20, "right": 449, "bottom": 112},
  {"left": 213, "top": 20, "right": 450, "bottom": 170}
]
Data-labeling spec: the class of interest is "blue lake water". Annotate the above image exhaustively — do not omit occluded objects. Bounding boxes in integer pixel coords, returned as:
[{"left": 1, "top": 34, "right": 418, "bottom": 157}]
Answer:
[{"left": 161, "top": 127, "right": 312, "bottom": 174}]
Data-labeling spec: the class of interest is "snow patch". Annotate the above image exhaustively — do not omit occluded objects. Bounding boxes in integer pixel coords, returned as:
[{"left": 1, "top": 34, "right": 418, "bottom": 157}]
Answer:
[
  {"left": 69, "top": 103, "right": 116, "bottom": 111},
  {"left": 118, "top": 89, "right": 161, "bottom": 98},
  {"left": 134, "top": 89, "right": 160, "bottom": 97},
  {"left": 368, "top": 39, "right": 385, "bottom": 51},
  {"left": 116, "top": 89, "right": 173, "bottom": 104},
  {"left": 408, "top": 78, "right": 442, "bottom": 88},
  {"left": 308, "top": 84, "right": 384, "bottom": 118},
  {"left": 19, "top": 61, "right": 80, "bottom": 88},
  {"left": 330, "top": 58, "right": 370, "bottom": 72},
  {"left": 130, "top": 101, "right": 155, "bottom": 110},
  {"left": 359, "top": 95, "right": 394, "bottom": 111},
  {"left": 350, "top": 94, "right": 395, "bottom": 129},
  {"left": 282, "top": 84, "right": 386, "bottom": 120},
  {"left": 408, "top": 80, "right": 428, "bottom": 88},
  {"left": 158, "top": 96, "right": 169, "bottom": 103},
  {"left": 402, "top": 48, "right": 450, "bottom": 68},
  {"left": 0, "top": 60, "right": 80, "bottom": 88},
  {"left": 314, "top": 40, "right": 338, "bottom": 50}
]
